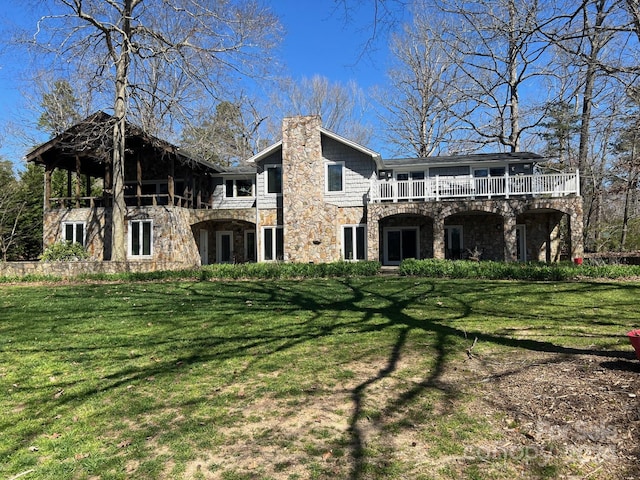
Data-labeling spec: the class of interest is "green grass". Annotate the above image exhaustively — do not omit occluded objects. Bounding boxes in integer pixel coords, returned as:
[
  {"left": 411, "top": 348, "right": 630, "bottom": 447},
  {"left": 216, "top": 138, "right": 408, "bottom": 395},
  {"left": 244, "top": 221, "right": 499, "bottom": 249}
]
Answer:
[{"left": 0, "top": 277, "right": 637, "bottom": 479}]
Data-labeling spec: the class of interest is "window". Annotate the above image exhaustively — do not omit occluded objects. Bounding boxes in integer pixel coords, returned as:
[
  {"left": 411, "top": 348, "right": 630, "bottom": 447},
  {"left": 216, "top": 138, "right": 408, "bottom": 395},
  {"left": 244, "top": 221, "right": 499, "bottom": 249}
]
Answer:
[
  {"left": 342, "top": 225, "right": 366, "bottom": 261},
  {"left": 326, "top": 162, "right": 344, "bottom": 192},
  {"left": 225, "top": 178, "right": 254, "bottom": 198},
  {"left": 262, "top": 226, "right": 284, "bottom": 261},
  {"left": 129, "top": 220, "right": 153, "bottom": 257},
  {"left": 245, "top": 230, "right": 257, "bottom": 262},
  {"left": 266, "top": 165, "right": 282, "bottom": 194},
  {"left": 444, "top": 225, "right": 463, "bottom": 260},
  {"left": 62, "top": 222, "right": 85, "bottom": 246}
]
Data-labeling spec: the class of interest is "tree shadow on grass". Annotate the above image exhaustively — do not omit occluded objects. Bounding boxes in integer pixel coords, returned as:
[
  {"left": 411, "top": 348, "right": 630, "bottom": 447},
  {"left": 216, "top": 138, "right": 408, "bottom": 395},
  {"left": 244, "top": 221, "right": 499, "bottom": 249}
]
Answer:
[{"left": 1, "top": 277, "right": 638, "bottom": 479}]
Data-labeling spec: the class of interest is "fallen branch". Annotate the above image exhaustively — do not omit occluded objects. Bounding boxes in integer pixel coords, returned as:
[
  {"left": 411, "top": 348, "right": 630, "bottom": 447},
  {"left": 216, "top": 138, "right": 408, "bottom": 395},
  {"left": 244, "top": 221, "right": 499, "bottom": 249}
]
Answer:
[
  {"left": 9, "top": 469, "right": 35, "bottom": 480},
  {"left": 467, "top": 336, "right": 478, "bottom": 359}
]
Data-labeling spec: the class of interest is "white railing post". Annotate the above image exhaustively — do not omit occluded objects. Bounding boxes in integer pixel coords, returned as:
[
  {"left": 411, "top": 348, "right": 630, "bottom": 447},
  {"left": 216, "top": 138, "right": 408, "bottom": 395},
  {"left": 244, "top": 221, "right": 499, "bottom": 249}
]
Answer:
[
  {"left": 435, "top": 176, "right": 440, "bottom": 201},
  {"left": 505, "top": 171, "right": 510, "bottom": 199},
  {"left": 576, "top": 168, "right": 580, "bottom": 196}
]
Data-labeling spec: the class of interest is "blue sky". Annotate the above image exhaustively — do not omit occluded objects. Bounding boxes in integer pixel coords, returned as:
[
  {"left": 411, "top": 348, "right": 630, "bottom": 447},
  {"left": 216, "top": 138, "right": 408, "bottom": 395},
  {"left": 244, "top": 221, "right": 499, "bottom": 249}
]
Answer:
[{"left": 0, "top": 1, "right": 405, "bottom": 171}]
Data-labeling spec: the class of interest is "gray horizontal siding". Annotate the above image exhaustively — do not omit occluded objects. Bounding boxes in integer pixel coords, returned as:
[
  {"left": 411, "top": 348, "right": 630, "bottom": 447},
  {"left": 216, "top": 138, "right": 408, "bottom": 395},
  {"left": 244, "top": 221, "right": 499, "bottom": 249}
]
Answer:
[
  {"left": 321, "top": 136, "right": 376, "bottom": 207},
  {"left": 255, "top": 150, "right": 283, "bottom": 209}
]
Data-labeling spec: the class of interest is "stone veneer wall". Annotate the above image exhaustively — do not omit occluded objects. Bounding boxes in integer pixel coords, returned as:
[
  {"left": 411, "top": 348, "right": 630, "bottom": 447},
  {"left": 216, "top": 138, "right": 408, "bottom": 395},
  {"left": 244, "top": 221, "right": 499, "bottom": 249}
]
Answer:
[
  {"left": 0, "top": 260, "right": 194, "bottom": 278},
  {"left": 282, "top": 116, "right": 341, "bottom": 263},
  {"left": 367, "top": 196, "right": 584, "bottom": 262},
  {"left": 43, "top": 206, "right": 201, "bottom": 266}
]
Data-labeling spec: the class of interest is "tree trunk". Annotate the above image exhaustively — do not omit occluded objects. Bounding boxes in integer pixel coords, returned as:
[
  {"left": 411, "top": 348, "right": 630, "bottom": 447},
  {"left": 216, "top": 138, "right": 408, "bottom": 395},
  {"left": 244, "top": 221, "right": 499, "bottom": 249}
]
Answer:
[
  {"left": 620, "top": 184, "right": 631, "bottom": 251},
  {"left": 110, "top": 0, "right": 133, "bottom": 261}
]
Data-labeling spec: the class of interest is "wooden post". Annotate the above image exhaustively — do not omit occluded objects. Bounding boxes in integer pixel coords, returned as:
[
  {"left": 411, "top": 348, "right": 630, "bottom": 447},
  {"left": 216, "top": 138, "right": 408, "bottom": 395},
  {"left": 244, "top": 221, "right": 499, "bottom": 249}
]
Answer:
[
  {"left": 44, "top": 162, "right": 52, "bottom": 211},
  {"left": 168, "top": 157, "right": 175, "bottom": 206},
  {"left": 104, "top": 159, "right": 112, "bottom": 207},
  {"left": 136, "top": 151, "right": 142, "bottom": 206},
  {"left": 75, "top": 155, "right": 82, "bottom": 208}
]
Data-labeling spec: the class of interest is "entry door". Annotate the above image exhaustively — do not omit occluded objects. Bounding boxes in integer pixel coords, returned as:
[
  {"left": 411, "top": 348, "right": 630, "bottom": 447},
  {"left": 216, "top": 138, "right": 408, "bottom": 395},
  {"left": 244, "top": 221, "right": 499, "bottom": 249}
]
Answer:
[
  {"left": 516, "top": 225, "right": 527, "bottom": 262},
  {"left": 199, "top": 229, "right": 209, "bottom": 265},
  {"left": 216, "top": 231, "right": 234, "bottom": 263},
  {"left": 384, "top": 228, "right": 418, "bottom": 265},
  {"left": 444, "top": 226, "right": 463, "bottom": 259}
]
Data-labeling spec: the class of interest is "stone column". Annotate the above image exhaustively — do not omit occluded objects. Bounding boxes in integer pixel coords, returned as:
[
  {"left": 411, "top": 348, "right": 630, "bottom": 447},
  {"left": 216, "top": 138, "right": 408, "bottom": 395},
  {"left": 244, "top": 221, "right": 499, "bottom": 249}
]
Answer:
[
  {"left": 569, "top": 199, "right": 584, "bottom": 260},
  {"left": 503, "top": 214, "right": 518, "bottom": 262},
  {"left": 367, "top": 206, "right": 380, "bottom": 262},
  {"left": 282, "top": 115, "right": 337, "bottom": 263},
  {"left": 432, "top": 213, "right": 445, "bottom": 259}
]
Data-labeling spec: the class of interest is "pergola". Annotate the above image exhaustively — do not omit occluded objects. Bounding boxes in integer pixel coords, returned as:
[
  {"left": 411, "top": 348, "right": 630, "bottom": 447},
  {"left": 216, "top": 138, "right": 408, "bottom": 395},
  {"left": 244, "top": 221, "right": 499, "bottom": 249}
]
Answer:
[{"left": 25, "top": 112, "right": 220, "bottom": 209}]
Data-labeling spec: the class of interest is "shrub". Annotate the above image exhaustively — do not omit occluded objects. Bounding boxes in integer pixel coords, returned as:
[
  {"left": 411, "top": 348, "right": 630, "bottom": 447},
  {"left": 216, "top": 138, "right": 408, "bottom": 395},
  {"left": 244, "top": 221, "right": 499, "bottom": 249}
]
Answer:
[
  {"left": 40, "top": 241, "right": 89, "bottom": 262},
  {"left": 200, "top": 261, "right": 381, "bottom": 280},
  {"left": 399, "top": 258, "right": 640, "bottom": 280}
]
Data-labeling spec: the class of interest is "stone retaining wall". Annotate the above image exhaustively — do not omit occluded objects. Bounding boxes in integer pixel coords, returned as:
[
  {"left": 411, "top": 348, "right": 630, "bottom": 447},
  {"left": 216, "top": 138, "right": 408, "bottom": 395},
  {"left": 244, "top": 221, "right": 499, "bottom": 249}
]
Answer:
[{"left": 0, "top": 260, "right": 197, "bottom": 279}]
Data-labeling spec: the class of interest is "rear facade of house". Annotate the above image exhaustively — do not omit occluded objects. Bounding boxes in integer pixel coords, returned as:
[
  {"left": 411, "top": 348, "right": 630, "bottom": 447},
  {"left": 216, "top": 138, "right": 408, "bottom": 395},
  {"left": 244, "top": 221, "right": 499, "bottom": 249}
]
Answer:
[{"left": 27, "top": 114, "right": 584, "bottom": 268}]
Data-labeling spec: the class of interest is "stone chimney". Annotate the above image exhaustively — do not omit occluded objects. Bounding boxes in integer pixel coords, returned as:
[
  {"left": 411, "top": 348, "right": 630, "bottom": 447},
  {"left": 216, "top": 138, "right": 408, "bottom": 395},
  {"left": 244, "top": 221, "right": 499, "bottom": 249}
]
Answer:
[{"left": 281, "top": 116, "right": 338, "bottom": 263}]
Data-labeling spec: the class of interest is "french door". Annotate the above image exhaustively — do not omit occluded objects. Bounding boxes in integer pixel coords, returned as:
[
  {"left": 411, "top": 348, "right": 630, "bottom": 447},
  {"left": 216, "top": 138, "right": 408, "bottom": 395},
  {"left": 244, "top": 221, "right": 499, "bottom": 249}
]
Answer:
[
  {"left": 216, "top": 231, "right": 234, "bottom": 263},
  {"left": 384, "top": 228, "right": 418, "bottom": 265}
]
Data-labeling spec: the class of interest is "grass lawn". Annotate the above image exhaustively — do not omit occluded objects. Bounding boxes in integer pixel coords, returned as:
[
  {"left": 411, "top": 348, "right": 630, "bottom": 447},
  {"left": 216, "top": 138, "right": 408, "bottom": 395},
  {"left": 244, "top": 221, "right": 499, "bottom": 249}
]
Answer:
[{"left": 1, "top": 277, "right": 638, "bottom": 479}]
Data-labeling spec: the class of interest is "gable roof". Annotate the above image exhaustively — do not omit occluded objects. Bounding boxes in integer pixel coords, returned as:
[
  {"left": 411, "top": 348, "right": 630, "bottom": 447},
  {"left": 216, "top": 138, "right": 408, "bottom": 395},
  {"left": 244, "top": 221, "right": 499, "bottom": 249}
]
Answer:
[
  {"left": 25, "top": 111, "right": 220, "bottom": 176},
  {"left": 246, "top": 127, "right": 383, "bottom": 168}
]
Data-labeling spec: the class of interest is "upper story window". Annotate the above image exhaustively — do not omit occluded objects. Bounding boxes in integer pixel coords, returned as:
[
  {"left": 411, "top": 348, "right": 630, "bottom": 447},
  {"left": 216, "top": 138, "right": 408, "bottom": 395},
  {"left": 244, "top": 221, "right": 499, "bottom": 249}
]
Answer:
[
  {"left": 473, "top": 167, "right": 506, "bottom": 177},
  {"left": 265, "top": 165, "right": 282, "bottom": 195},
  {"left": 62, "top": 221, "right": 85, "bottom": 246},
  {"left": 225, "top": 178, "right": 255, "bottom": 197},
  {"left": 326, "top": 161, "right": 344, "bottom": 193}
]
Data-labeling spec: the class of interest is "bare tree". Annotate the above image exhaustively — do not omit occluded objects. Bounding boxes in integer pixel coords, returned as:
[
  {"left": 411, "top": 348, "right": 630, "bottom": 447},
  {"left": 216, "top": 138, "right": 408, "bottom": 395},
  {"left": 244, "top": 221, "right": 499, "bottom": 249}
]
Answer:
[
  {"left": 433, "top": 0, "right": 551, "bottom": 152},
  {"left": 267, "top": 75, "right": 372, "bottom": 145},
  {"left": 181, "top": 99, "right": 266, "bottom": 167},
  {"left": 30, "top": 0, "right": 281, "bottom": 260},
  {"left": 0, "top": 161, "right": 26, "bottom": 262},
  {"left": 375, "top": 14, "right": 466, "bottom": 157}
]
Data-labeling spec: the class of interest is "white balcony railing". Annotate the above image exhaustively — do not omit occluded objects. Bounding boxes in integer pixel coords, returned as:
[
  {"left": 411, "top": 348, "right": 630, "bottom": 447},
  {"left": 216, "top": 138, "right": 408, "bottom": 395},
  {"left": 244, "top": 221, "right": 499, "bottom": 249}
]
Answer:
[{"left": 370, "top": 170, "right": 580, "bottom": 203}]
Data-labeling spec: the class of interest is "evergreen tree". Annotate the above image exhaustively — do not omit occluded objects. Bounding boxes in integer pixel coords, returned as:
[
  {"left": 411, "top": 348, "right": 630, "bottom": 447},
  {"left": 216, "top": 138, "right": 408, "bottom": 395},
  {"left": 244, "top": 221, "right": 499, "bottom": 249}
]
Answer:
[{"left": 540, "top": 101, "right": 581, "bottom": 169}]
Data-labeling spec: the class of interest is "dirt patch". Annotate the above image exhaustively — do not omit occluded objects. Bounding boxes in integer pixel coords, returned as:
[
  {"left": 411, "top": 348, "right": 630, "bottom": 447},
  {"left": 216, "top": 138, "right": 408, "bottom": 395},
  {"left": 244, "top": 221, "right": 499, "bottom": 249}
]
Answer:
[
  {"left": 467, "top": 352, "right": 640, "bottom": 479},
  {"left": 178, "top": 351, "right": 640, "bottom": 479}
]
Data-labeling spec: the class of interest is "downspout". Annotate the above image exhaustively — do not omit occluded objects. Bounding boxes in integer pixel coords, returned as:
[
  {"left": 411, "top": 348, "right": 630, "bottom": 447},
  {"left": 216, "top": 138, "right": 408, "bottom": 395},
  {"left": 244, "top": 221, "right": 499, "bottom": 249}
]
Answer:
[{"left": 255, "top": 168, "right": 260, "bottom": 262}]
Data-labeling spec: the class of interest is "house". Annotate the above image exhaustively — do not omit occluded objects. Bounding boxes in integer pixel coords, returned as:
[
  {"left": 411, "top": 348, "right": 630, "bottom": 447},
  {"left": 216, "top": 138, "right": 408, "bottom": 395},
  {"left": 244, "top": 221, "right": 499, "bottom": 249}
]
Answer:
[{"left": 26, "top": 113, "right": 583, "bottom": 268}]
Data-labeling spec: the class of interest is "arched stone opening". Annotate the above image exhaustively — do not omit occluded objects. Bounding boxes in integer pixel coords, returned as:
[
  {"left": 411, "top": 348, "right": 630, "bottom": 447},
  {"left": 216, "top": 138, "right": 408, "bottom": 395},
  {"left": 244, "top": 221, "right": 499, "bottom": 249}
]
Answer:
[
  {"left": 377, "top": 213, "right": 433, "bottom": 265},
  {"left": 444, "top": 211, "right": 504, "bottom": 260},
  {"left": 191, "top": 219, "right": 256, "bottom": 265}
]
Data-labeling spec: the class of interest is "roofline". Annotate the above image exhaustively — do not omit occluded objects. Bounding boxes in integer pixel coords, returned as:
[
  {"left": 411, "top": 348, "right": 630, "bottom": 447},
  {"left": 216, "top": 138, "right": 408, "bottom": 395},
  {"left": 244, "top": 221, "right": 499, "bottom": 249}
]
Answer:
[
  {"left": 381, "top": 152, "right": 544, "bottom": 168},
  {"left": 246, "top": 140, "right": 282, "bottom": 164},
  {"left": 25, "top": 111, "right": 221, "bottom": 173},
  {"left": 246, "top": 129, "right": 383, "bottom": 167},
  {"left": 319, "top": 127, "right": 383, "bottom": 167}
]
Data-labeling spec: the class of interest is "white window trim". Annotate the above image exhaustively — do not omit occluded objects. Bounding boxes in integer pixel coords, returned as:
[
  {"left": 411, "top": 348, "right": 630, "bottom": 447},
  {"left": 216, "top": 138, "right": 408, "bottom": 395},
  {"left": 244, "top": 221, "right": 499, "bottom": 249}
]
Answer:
[
  {"left": 61, "top": 221, "right": 86, "bottom": 246},
  {"left": 128, "top": 219, "right": 154, "bottom": 258},
  {"left": 342, "top": 224, "right": 367, "bottom": 261},
  {"left": 225, "top": 177, "right": 255, "bottom": 198},
  {"left": 325, "top": 161, "right": 345, "bottom": 193},
  {"left": 264, "top": 164, "right": 283, "bottom": 196},
  {"left": 261, "top": 226, "right": 283, "bottom": 262}
]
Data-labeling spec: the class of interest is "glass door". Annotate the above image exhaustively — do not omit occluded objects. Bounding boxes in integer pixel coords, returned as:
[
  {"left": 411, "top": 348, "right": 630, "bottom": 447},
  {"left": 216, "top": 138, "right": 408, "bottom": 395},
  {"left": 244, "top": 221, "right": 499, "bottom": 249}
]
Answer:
[
  {"left": 444, "top": 226, "right": 463, "bottom": 259},
  {"left": 384, "top": 228, "right": 419, "bottom": 265},
  {"left": 216, "top": 231, "right": 234, "bottom": 263}
]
